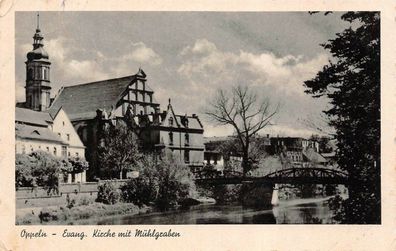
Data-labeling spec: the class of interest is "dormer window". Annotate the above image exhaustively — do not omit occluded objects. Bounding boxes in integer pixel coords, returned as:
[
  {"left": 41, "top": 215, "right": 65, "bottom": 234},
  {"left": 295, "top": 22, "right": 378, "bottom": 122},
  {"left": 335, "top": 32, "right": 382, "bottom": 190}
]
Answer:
[
  {"left": 168, "top": 117, "right": 173, "bottom": 127},
  {"left": 181, "top": 116, "right": 189, "bottom": 127}
]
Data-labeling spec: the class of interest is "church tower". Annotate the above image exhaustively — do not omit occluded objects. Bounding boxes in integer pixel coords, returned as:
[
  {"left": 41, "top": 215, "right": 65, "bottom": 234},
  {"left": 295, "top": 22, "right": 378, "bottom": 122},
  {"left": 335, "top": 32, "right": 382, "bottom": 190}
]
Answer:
[{"left": 25, "top": 13, "right": 51, "bottom": 111}]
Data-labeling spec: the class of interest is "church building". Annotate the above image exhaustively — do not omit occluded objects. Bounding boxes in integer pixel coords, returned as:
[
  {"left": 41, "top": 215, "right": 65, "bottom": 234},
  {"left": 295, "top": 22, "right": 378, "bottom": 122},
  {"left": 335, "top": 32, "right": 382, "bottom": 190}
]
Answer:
[
  {"left": 49, "top": 69, "right": 205, "bottom": 179},
  {"left": 16, "top": 14, "right": 205, "bottom": 181}
]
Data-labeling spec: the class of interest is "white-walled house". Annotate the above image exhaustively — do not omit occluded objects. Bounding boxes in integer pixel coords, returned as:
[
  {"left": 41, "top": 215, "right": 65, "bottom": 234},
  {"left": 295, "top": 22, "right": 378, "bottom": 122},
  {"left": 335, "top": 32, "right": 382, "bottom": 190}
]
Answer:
[
  {"left": 51, "top": 107, "right": 85, "bottom": 158},
  {"left": 15, "top": 107, "right": 87, "bottom": 183}
]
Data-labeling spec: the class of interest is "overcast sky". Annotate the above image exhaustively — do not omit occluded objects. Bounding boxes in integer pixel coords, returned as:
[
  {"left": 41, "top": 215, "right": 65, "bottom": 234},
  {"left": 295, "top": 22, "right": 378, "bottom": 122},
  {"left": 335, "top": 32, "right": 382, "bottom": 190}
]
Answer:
[{"left": 15, "top": 12, "right": 349, "bottom": 137}]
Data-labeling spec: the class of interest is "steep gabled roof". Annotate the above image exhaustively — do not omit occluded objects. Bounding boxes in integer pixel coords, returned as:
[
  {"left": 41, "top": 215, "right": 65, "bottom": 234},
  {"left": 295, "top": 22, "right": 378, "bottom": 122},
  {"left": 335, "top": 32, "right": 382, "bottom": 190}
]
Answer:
[
  {"left": 175, "top": 115, "right": 203, "bottom": 130},
  {"left": 160, "top": 102, "right": 180, "bottom": 127},
  {"left": 15, "top": 107, "right": 53, "bottom": 127},
  {"left": 49, "top": 75, "right": 138, "bottom": 121},
  {"left": 159, "top": 100, "right": 203, "bottom": 130}
]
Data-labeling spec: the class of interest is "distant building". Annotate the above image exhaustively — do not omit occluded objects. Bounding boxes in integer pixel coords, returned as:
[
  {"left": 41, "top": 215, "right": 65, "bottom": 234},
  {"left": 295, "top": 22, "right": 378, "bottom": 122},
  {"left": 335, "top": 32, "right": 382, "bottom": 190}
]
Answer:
[
  {"left": 15, "top": 16, "right": 86, "bottom": 183},
  {"left": 269, "top": 137, "right": 325, "bottom": 167},
  {"left": 147, "top": 100, "right": 205, "bottom": 172},
  {"left": 204, "top": 135, "right": 328, "bottom": 170},
  {"left": 204, "top": 136, "right": 236, "bottom": 171},
  {"left": 203, "top": 135, "right": 271, "bottom": 171}
]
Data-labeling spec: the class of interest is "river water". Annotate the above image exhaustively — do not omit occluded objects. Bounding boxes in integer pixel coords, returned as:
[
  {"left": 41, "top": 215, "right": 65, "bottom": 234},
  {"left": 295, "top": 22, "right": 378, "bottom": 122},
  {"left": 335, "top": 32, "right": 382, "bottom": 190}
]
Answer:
[{"left": 97, "top": 196, "right": 337, "bottom": 225}]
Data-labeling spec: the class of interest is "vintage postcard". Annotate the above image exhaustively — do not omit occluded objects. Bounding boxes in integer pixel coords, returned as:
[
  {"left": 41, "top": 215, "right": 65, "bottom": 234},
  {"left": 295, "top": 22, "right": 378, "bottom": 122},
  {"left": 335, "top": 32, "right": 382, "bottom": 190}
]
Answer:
[{"left": 0, "top": 0, "right": 395, "bottom": 250}]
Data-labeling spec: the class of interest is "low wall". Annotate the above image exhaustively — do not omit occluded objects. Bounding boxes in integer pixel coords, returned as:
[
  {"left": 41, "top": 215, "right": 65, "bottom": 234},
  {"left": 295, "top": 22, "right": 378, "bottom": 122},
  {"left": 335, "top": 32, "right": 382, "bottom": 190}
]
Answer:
[{"left": 16, "top": 180, "right": 129, "bottom": 209}]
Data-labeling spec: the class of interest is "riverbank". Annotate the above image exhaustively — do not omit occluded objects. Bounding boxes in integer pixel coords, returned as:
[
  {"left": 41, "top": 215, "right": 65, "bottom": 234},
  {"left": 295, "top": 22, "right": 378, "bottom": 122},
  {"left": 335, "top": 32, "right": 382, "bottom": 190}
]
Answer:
[{"left": 16, "top": 202, "right": 151, "bottom": 225}]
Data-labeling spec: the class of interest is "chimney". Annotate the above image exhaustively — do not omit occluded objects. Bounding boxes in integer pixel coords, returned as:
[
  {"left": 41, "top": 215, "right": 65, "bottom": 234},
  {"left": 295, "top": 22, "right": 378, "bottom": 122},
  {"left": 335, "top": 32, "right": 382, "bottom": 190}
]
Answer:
[{"left": 96, "top": 109, "right": 103, "bottom": 118}]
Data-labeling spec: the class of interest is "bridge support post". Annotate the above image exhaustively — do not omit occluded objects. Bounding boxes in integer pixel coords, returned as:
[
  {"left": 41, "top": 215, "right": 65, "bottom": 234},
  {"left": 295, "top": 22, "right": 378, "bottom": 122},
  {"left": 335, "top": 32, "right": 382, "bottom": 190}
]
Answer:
[
  {"left": 241, "top": 182, "right": 274, "bottom": 208},
  {"left": 271, "top": 184, "right": 279, "bottom": 206}
]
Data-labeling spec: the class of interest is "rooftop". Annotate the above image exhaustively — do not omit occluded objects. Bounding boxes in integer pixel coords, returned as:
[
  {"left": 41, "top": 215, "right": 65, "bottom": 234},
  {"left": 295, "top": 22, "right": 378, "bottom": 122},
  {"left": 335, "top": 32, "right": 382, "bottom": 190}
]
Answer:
[
  {"left": 15, "top": 107, "right": 52, "bottom": 127},
  {"left": 16, "top": 123, "right": 67, "bottom": 144},
  {"left": 49, "top": 73, "right": 150, "bottom": 121}
]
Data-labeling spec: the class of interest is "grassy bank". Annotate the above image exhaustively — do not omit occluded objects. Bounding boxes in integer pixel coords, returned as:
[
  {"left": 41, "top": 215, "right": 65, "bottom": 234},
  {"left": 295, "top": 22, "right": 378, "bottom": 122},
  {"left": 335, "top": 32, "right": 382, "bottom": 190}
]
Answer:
[{"left": 16, "top": 202, "right": 150, "bottom": 225}]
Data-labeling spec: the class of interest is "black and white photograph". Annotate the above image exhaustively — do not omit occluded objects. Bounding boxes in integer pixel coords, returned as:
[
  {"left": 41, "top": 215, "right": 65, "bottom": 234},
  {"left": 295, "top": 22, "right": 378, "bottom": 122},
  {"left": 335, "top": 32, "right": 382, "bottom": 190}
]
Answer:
[{"left": 14, "top": 11, "right": 380, "bottom": 226}]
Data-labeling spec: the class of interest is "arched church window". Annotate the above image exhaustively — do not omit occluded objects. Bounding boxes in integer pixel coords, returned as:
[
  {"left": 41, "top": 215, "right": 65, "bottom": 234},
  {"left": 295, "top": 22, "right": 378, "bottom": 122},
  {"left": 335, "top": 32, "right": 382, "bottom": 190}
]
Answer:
[
  {"left": 37, "top": 67, "right": 41, "bottom": 79},
  {"left": 43, "top": 67, "right": 48, "bottom": 80}
]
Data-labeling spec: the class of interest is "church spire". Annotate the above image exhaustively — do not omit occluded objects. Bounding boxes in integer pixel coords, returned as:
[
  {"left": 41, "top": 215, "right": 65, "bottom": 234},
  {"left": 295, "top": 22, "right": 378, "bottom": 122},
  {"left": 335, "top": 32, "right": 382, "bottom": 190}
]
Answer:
[
  {"left": 36, "top": 12, "right": 40, "bottom": 31},
  {"left": 32, "top": 12, "right": 44, "bottom": 50}
]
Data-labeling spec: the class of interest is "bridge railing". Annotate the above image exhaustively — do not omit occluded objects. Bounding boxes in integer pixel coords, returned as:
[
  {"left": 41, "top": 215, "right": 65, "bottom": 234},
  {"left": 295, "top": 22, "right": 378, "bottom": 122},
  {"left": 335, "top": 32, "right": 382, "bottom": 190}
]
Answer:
[
  {"left": 193, "top": 166, "right": 349, "bottom": 185},
  {"left": 193, "top": 169, "right": 243, "bottom": 179}
]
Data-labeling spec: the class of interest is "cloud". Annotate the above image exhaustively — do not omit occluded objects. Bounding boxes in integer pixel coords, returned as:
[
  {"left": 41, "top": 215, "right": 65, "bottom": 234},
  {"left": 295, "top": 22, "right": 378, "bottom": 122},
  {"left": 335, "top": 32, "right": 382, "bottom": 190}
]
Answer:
[
  {"left": 178, "top": 39, "right": 328, "bottom": 96},
  {"left": 65, "top": 59, "right": 109, "bottom": 81},
  {"left": 15, "top": 82, "right": 25, "bottom": 103},
  {"left": 201, "top": 119, "right": 320, "bottom": 138},
  {"left": 266, "top": 124, "right": 320, "bottom": 138},
  {"left": 17, "top": 37, "right": 163, "bottom": 93},
  {"left": 122, "top": 42, "right": 163, "bottom": 66},
  {"left": 177, "top": 39, "right": 330, "bottom": 137},
  {"left": 45, "top": 38, "right": 67, "bottom": 63},
  {"left": 31, "top": 37, "right": 111, "bottom": 84}
]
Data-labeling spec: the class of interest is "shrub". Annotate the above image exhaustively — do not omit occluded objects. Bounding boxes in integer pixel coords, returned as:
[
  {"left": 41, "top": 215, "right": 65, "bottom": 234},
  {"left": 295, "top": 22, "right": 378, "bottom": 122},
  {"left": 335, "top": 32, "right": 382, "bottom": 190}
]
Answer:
[
  {"left": 15, "top": 154, "right": 35, "bottom": 187},
  {"left": 77, "top": 195, "right": 94, "bottom": 206},
  {"left": 68, "top": 156, "right": 89, "bottom": 173},
  {"left": 39, "top": 208, "right": 59, "bottom": 223},
  {"left": 212, "top": 184, "right": 242, "bottom": 204},
  {"left": 66, "top": 194, "right": 76, "bottom": 209},
  {"left": 96, "top": 181, "right": 120, "bottom": 205},
  {"left": 120, "top": 177, "right": 157, "bottom": 207},
  {"left": 15, "top": 151, "right": 72, "bottom": 194},
  {"left": 120, "top": 153, "right": 196, "bottom": 210}
]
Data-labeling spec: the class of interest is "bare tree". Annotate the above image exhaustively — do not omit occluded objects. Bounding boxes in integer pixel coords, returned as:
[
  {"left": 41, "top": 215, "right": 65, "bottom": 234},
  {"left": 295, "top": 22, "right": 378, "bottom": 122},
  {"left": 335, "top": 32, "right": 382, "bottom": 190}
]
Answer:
[{"left": 205, "top": 85, "right": 279, "bottom": 175}]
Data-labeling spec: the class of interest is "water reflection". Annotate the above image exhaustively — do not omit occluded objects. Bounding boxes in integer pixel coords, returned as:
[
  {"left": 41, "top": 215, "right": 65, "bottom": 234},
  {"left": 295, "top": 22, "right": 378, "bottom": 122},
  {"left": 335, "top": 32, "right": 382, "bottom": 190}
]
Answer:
[{"left": 96, "top": 197, "right": 336, "bottom": 225}]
